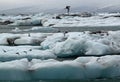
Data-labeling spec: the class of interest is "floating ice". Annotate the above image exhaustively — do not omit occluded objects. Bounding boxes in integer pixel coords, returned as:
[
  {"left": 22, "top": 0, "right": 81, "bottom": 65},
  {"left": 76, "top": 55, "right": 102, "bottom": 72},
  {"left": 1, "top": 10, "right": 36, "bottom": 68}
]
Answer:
[
  {"left": 41, "top": 31, "right": 120, "bottom": 57},
  {"left": 0, "top": 55, "right": 118, "bottom": 80},
  {"left": 0, "top": 46, "right": 56, "bottom": 61},
  {"left": 41, "top": 33, "right": 66, "bottom": 49},
  {"left": 30, "top": 55, "right": 120, "bottom": 79},
  {"left": 0, "top": 55, "right": 119, "bottom": 80},
  {"left": 1, "top": 13, "right": 120, "bottom": 26},
  {"left": 12, "top": 27, "right": 22, "bottom": 32},
  {"left": 0, "top": 33, "right": 53, "bottom": 45},
  {"left": 0, "top": 31, "right": 120, "bottom": 58},
  {"left": 0, "top": 59, "right": 30, "bottom": 80},
  {"left": 53, "top": 38, "right": 112, "bottom": 57}
]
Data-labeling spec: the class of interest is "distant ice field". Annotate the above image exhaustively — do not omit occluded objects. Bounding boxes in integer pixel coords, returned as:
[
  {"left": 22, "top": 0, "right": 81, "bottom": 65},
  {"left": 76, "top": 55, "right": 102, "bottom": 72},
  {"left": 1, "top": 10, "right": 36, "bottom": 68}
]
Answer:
[{"left": 1, "top": 13, "right": 120, "bottom": 33}]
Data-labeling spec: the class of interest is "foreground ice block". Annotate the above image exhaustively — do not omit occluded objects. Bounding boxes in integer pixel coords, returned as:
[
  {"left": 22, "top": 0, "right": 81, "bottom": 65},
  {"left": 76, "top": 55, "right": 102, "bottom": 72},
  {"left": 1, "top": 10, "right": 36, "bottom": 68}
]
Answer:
[
  {"left": 30, "top": 55, "right": 120, "bottom": 80},
  {"left": 0, "top": 59, "right": 30, "bottom": 80},
  {"left": 0, "top": 55, "right": 120, "bottom": 80}
]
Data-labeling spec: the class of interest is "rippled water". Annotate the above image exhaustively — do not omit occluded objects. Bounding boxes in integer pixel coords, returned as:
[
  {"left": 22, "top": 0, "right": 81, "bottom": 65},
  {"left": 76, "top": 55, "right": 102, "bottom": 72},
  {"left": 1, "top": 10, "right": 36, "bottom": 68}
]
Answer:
[
  {"left": 1, "top": 79, "right": 120, "bottom": 82},
  {"left": 1, "top": 25, "right": 120, "bottom": 33}
]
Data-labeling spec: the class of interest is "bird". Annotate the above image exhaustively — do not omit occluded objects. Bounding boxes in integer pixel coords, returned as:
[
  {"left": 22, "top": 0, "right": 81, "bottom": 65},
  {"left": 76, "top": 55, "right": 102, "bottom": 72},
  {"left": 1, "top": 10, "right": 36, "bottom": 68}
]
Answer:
[
  {"left": 57, "top": 30, "right": 61, "bottom": 33},
  {"left": 28, "top": 33, "right": 31, "bottom": 37},
  {"left": 65, "top": 6, "right": 71, "bottom": 15},
  {"left": 16, "top": 52, "right": 20, "bottom": 55},
  {"left": 2, "top": 49, "right": 7, "bottom": 53},
  {"left": 23, "top": 51, "right": 27, "bottom": 54},
  {"left": 29, "top": 49, "right": 32, "bottom": 51},
  {"left": 63, "top": 31, "right": 68, "bottom": 37}
]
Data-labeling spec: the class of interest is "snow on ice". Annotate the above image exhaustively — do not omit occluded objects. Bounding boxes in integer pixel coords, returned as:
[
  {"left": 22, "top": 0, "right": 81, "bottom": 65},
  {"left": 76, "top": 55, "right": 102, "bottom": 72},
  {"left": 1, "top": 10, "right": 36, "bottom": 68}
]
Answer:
[
  {"left": 0, "top": 55, "right": 120, "bottom": 80},
  {"left": 0, "top": 31, "right": 120, "bottom": 58},
  {"left": 1, "top": 13, "right": 120, "bottom": 27},
  {"left": 0, "top": 31, "right": 120, "bottom": 80}
]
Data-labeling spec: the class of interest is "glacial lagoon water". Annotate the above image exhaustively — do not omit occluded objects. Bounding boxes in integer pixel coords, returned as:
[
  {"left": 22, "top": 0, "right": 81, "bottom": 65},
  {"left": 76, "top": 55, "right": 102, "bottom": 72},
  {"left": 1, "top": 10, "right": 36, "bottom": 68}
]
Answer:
[
  {"left": 1, "top": 79, "right": 120, "bottom": 82},
  {"left": 1, "top": 25, "right": 120, "bottom": 33}
]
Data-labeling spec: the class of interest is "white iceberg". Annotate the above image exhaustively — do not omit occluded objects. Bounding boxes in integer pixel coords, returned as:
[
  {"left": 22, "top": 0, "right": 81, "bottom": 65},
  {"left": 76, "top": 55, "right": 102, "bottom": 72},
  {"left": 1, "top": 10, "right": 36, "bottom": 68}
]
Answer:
[
  {"left": 1, "top": 13, "right": 120, "bottom": 27},
  {"left": 30, "top": 55, "right": 120, "bottom": 79},
  {"left": 0, "top": 31, "right": 120, "bottom": 58},
  {"left": 0, "top": 55, "right": 119, "bottom": 80}
]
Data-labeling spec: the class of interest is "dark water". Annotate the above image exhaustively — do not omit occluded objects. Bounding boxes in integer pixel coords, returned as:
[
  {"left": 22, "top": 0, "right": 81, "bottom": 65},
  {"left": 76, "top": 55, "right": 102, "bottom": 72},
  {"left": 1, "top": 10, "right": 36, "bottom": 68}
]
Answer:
[
  {"left": 1, "top": 25, "right": 120, "bottom": 33},
  {"left": 55, "top": 26, "right": 120, "bottom": 32},
  {"left": 0, "top": 79, "right": 120, "bottom": 82}
]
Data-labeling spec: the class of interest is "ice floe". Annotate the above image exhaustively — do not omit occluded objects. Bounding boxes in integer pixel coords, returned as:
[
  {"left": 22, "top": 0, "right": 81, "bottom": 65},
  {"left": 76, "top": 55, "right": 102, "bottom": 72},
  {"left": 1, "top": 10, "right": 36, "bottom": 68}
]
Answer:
[
  {"left": 0, "top": 31, "right": 120, "bottom": 58},
  {"left": 1, "top": 13, "right": 120, "bottom": 27},
  {"left": 0, "top": 55, "right": 120, "bottom": 80}
]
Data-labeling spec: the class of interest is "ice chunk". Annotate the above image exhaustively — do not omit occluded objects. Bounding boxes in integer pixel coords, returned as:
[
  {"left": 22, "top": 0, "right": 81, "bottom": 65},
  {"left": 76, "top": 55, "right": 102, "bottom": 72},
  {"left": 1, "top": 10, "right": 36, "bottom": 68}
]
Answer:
[
  {"left": 0, "top": 59, "right": 30, "bottom": 80},
  {"left": 29, "top": 55, "right": 120, "bottom": 80},
  {"left": 0, "top": 55, "right": 119, "bottom": 80},
  {"left": 53, "top": 38, "right": 86, "bottom": 57},
  {"left": 0, "top": 46, "right": 56, "bottom": 61},
  {"left": 41, "top": 33, "right": 66, "bottom": 49},
  {"left": 53, "top": 38, "right": 112, "bottom": 57}
]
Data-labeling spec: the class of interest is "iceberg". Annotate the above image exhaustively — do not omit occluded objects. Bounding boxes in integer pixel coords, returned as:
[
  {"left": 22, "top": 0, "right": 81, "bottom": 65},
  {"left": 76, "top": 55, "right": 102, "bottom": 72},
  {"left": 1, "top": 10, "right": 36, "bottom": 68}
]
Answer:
[
  {"left": 30, "top": 55, "right": 120, "bottom": 79},
  {"left": 1, "top": 13, "right": 120, "bottom": 27},
  {"left": 0, "top": 31, "right": 120, "bottom": 58},
  {"left": 0, "top": 59, "right": 30, "bottom": 80},
  {"left": 0, "top": 55, "right": 119, "bottom": 80}
]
